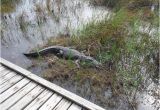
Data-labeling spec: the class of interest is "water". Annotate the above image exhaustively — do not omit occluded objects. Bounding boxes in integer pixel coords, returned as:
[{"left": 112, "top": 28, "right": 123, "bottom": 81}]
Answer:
[
  {"left": 1, "top": 0, "right": 159, "bottom": 109},
  {"left": 1, "top": 0, "right": 111, "bottom": 69},
  {"left": 137, "top": 82, "right": 160, "bottom": 110}
]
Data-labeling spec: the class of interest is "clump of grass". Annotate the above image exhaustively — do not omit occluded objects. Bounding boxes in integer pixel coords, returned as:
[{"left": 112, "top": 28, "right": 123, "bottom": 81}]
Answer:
[
  {"left": 35, "top": 4, "right": 47, "bottom": 25},
  {"left": 90, "top": 0, "right": 158, "bottom": 11},
  {"left": 90, "top": 0, "right": 121, "bottom": 8},
  {"left": 69, "top": 9, "right": 133, "bottom": 63},
  {"left": 46, "top": 34, "right": 71, "bottom": 47},
  {"left": 42, "top": 57, "right": 77, "bottom": 80},
  {"left": 46, "top": 0, "right": 61, "bottom": 22},
  {"left": 1, "top": 0, "right": 20, "bottom": 13},
  {"left": 18, "top": 13, "right": 29, "bottom": 38}
]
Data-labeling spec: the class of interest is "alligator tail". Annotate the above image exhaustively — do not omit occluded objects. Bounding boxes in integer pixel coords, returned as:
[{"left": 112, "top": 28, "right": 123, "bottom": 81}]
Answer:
[
  {"left": 23, "top": 52, "right": 40, "bottom": 57},
  {"left": 23, "top": 46, "right": 57, "bottom": 57}
]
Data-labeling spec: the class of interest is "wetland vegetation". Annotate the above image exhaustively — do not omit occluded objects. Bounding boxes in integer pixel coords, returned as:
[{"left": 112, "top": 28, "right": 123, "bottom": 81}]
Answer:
[
  {"left": 30, "top": 2, "right": 159, "bottom": 109},
  {"left": 1, "top": 0, "right": 21, "bottom": 13},
  {"left": 1, "top": 0, "right": 159, "bottom": 109}
]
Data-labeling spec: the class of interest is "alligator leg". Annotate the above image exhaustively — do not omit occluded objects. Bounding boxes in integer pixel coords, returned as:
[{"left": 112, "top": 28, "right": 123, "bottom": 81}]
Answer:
[{"left": 75, "top": 59, "right": 80, "bottom": 68}]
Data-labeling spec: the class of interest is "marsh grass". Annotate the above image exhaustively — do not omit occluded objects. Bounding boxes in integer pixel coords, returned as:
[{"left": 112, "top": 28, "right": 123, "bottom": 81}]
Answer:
[
  {"left": 35, "top": 4, "right": 47, "bottom": 25},
  {"left": 18, "top": 13, "right": 29, "bottom": 35},
  {"left": 1, "top": 0, "right": 159, "bottom": 108},
  {"left": 90, "top": 0, "right": 158, "bottom": 11},
  {"left": 1, "top": 0, "right": 20, "bottom": 13},
  {"left": 46, "top": 0, "right": 61, "bottom": 22},
  {"left": 30, "top": 4, "right": 159, "bottom": 109}
]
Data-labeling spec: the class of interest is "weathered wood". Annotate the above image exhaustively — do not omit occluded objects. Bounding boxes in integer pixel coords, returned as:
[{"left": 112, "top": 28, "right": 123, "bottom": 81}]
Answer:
[
  {"left": 0, "top": 58, "right": 105, "bottom": 110},
  {"left": 0, "top": 66, "right": 2, "bottom": 69},
  {"left": 0, "top": 68, "right": 8, "bottom": 75},
  {"left": 0, "top": 78, "right": 30, "bottom": 103},
  {"left": 0, "top": 66, "right": 5, "bottom": 71},
  {"left": 68, "top": 103, "right": 82, "bottom": 110},
  {"left": 0, "top": 82, "right": 37, "bottom": 110},
  {"left": 24, "top": 90, "right": 53, "bottom": 110},
  {"left": 0, "top": 69, "right": 10, "bottom": 78},
  {"left": 0, "top": 75, "right": 23, "bottom": 93},
  {"left": 53, "top": 98, "right": 72, "bottom": 110},
  {"left": 0, "top": 67, "right": 6, "bottom": 73},
  {"left": 39, "top": 93, "right": 62, "bottom": 110},
  {"left": 0, "top": 72, "right": 17, "bottom": 85},
  {"left": 9, "top": 86, "right": 44, "bottom": 110}
]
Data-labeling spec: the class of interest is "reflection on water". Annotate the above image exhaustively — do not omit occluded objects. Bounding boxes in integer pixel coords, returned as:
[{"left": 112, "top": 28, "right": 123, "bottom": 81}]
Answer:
[
  {"left": 1, "top": 0, "right": 110, "bottom": 68},
  {"left": 137, "top": 82, "right": 160, "bottom": 110},
  {"left": 0, "top": 0, "right": 159, "bottom": 110}
]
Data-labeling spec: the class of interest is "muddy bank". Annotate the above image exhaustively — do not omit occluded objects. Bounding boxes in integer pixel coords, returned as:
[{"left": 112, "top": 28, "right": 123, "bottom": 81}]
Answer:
[
  {"left": 26, "top": 31, "right": 159, "bottom": 109},
  {"left": 27, "top": 53, "right": 131, "bottom": 110},
  {"left": 1, "top": 0, "right": 159, "bottom": 110}
]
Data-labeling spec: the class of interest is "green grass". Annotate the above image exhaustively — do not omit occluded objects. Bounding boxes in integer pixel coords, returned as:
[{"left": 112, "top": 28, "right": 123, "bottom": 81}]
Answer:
[
  {"left": 44, "top": 7, "right": 158, "bottom": 86},
  {"left": 18, "top": 16, "right": 27, "bottom": 33},
  {"left": 30, "top": 2, "right": 159, "bottom": 109}
]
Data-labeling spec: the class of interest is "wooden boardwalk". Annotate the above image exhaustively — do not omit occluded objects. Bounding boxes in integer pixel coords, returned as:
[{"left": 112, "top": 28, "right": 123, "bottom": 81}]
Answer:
[{"left": 0, "top": 58, "right": 105, "bottom": 110}]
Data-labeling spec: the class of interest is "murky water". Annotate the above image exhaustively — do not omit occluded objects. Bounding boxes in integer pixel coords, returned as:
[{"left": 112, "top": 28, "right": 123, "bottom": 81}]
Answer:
[
  {"left": 137, "top": 82, "right": 160, "bottom": 110},
  {"left": 0, "top": 0, "right": 159, "bottom": 109},
  {"left": 1, "top": 0, "right": 110, "bottom": 69}
]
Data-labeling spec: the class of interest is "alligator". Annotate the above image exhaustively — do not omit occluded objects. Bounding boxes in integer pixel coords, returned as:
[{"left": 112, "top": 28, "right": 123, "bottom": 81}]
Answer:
[{"left": 23, "top": 46, "right": 101, "bottom": 67}]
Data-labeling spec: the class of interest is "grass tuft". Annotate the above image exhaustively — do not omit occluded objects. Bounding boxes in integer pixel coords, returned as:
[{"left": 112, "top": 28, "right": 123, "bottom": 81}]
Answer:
[{"left": 1, "top": 0, "right": 20, "bottom": 13}]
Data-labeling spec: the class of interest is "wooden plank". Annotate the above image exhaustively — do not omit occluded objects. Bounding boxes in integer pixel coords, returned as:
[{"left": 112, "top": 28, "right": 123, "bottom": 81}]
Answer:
[
  {"left": 39, "top": 94, "right": 62, "bottom": 110},
  {"left": 9, "top": 86, "right": 44, "bottom": 110},
  {"left": 0, "top": 66, "right": 5, "bottom": 71},
  {"left": 0, "top": 75, "right": 23, "bottom": 93},
  {"left": 0, "top": 58, "right": 106, "bottom": 110},
  {"left": 0, "top": 78, "right": 30, "bottom": 103},
  {"left": 24, "top": 90, "right": 53, "bottom": 110},
  {"left": 53, "top": 99, "right": 72, "bottom": 110},
  {"left": 0, "top": 69, "right": 10, "bottom": 78},
  {"left": 0, "top": 67, "right": 6, "bottom": 72},
  {"left": 0, "top": 72, "right": 17, "bottom": 85},
  {"left": 0, "top": 67, "right": 7, "bottom": 75},
  {"left": 0, "top": 82, "right": 37, "bottom": 110},
  {"left": 68, "top": 103, "right": 82, "bottom": 110}
]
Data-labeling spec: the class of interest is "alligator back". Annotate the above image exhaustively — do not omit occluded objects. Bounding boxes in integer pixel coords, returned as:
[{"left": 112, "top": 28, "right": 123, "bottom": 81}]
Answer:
[{"left": 23, "top": 46, "right": 60, "bottom": 57}]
